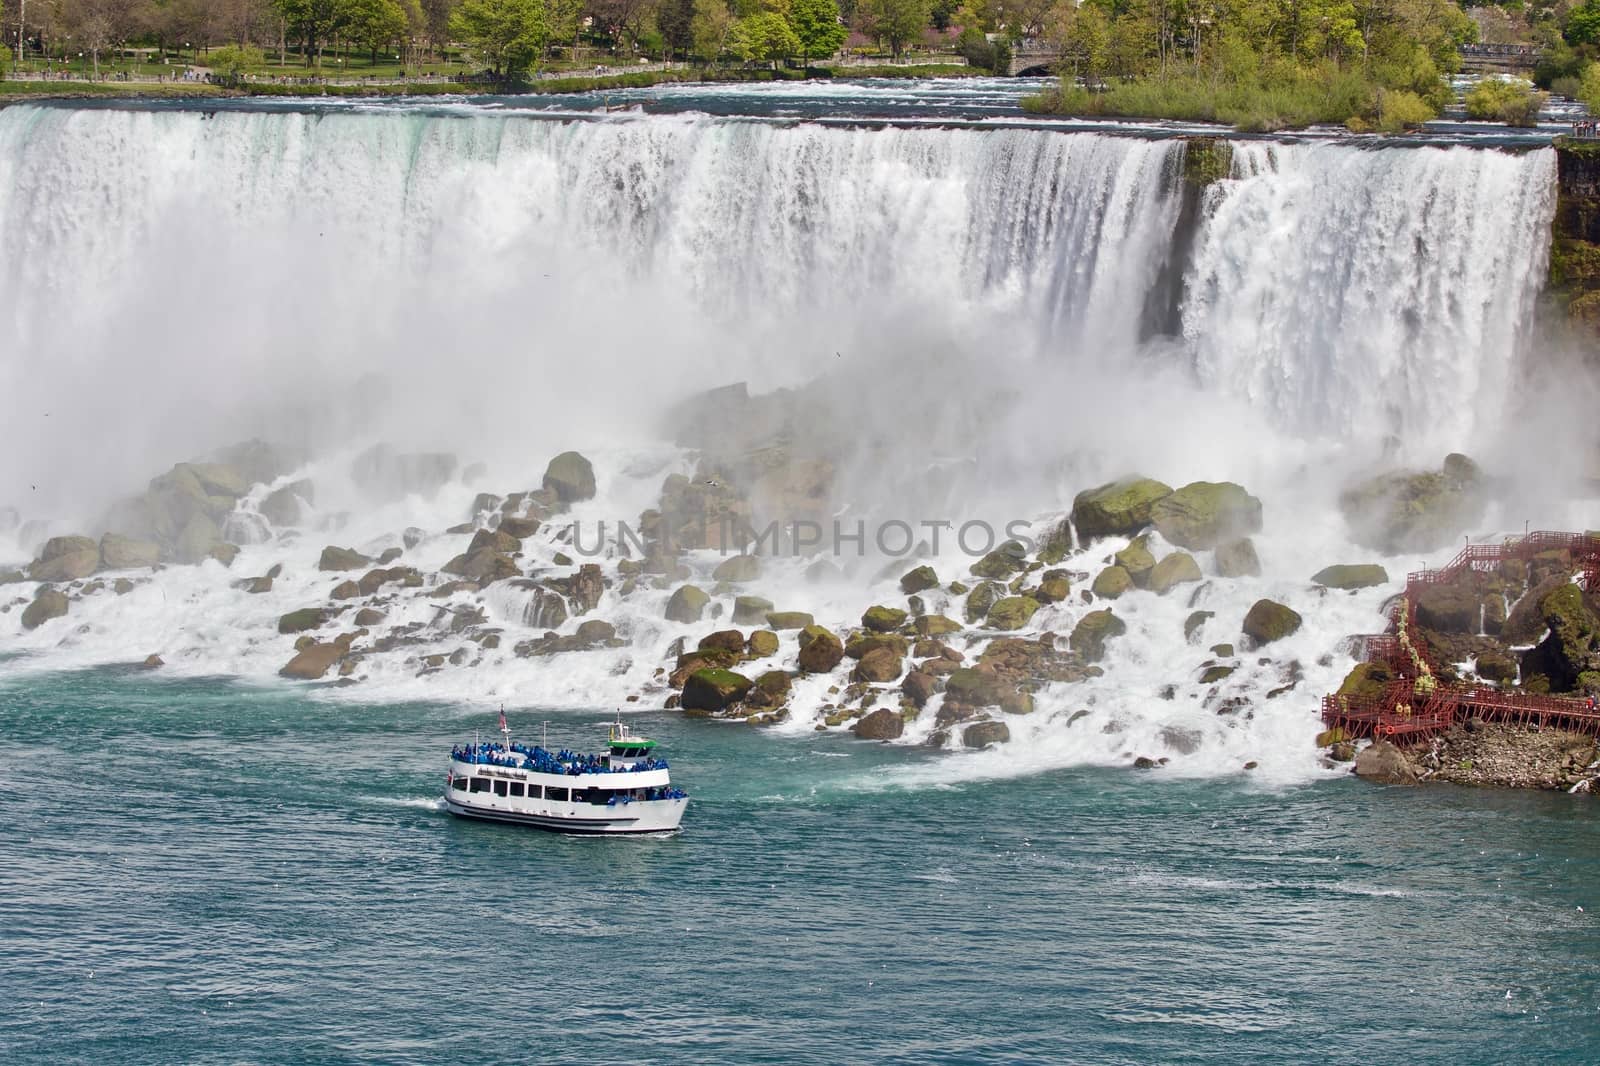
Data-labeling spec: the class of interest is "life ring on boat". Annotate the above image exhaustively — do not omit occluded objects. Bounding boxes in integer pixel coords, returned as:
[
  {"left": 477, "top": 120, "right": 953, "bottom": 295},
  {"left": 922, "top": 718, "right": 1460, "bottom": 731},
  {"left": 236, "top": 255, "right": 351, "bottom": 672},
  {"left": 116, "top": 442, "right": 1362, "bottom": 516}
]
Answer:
[{"left": 1378, "top": 723, "right": 1396, "bottom": 737}]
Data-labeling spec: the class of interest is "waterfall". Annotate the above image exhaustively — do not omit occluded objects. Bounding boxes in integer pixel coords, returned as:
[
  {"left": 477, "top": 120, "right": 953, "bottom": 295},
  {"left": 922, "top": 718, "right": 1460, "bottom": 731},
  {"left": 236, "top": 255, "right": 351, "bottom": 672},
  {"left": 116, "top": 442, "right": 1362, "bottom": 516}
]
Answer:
[{"left": 0, "top": 101, "right": 1572, "bottom": 781}]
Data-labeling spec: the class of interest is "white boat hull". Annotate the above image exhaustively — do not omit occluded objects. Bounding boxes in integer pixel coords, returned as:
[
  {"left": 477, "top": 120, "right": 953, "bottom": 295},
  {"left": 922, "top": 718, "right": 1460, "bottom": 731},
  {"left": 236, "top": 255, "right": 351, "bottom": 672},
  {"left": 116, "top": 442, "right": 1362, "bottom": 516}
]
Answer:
[{"left": 443, "top": 791, "right": 687, "bottom": 834}]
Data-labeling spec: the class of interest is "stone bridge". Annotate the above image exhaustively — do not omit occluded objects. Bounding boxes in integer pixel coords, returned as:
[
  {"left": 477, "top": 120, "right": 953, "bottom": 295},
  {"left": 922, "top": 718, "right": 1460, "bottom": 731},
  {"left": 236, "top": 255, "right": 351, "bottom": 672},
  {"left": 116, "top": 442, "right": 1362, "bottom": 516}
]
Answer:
[{"left": 1009, "top": 42, "right": 1062, "bottom": 76}]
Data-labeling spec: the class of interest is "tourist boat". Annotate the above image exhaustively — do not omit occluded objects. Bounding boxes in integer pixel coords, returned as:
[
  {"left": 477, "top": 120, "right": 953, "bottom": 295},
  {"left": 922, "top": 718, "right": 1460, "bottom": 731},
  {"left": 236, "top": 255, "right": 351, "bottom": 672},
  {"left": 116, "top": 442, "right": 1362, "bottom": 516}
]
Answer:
[{"left": 444, "top": 714, "right": 688, "bottom": 834}]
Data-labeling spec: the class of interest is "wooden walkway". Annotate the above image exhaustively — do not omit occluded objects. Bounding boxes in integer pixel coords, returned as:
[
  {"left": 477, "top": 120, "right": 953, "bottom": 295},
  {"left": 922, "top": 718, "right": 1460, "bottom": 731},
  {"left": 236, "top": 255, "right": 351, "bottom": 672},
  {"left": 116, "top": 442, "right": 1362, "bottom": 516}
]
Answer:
[{"left": 1321, "top": 532, "right": 1600, "bottom": 742}]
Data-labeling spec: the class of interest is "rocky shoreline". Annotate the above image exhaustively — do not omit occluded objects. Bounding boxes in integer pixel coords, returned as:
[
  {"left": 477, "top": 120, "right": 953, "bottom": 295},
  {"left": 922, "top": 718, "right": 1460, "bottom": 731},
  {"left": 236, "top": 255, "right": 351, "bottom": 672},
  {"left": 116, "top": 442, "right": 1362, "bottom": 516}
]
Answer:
[
  {"left": 1, "top": 380, "right": 1592, "bottom": 789},
  {"left": 1353, "top": 722, "right": 1600, "bottom": 793}
]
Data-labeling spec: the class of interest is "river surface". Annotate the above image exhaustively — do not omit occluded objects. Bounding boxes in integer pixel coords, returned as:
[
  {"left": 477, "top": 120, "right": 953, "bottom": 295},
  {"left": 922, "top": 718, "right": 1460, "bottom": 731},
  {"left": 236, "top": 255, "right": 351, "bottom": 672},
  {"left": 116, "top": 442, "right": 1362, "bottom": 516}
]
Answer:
[{"left": 2, "top": 668, "right": 1598, "bottom": 1064}]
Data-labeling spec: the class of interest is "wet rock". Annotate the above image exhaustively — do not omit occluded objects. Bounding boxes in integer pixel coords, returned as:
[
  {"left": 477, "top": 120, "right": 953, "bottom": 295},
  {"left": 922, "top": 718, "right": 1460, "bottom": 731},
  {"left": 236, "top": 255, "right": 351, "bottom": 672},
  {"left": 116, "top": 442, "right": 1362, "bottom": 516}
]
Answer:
[
  {"left": 1198, "top": 665, "right": 1235, "bottom": 684},
  {"left": 1132, "top": 756, "right": 1158, "bottom": 770},
  {"left": 1352, "top": 740, "right": 1418, "bottom": 785},
  {"left": 1311, "top": 563, "right": 1390, "bottom": 590},
  {"left": 569, "top": 564, "right": 604, "bottom": 615},
  {"left": 468, "top": 528, "right": 520, "bottom": 555},
  {"left": 499, "top": 515, "right": 541, "bottom": 539},
  {"left": 1148, "top": 551, "right": 1202, "bottom": 595},
  {"left": 331, "top": 580, "right": 361, "bottom": 600},
  {"left": 853, "top": 707, "right": 905, "bottom": 740},
  {"left": 713, "top": 554, "right": 761, "bottom": 583},
  {"left": 142, "top": 654, "right": 164, "bottom": 669},
  {"left": 699, "top": 629, "right": 747, "bottom": 654},
  {"left": 900, "top": 565, "right": 939, "bottom": 595},
  {"left": 99, "top": 533, "right": 160, "bottom": 570},
  {"left": 1160, "top": 726, "right": 1202, "bottom": 754},
  {"left": 278, "top": 607, "right": 332, "bottom": 635},
  {"left": 665, "top": 584, "right": 710, "bottom": 624},
  {"left": 1070, "top": 610, "right": 1127, "bottom": 663},
  {"left": 913, "top": 614, "right": 961, "bottom": 637},
  {"left": 1113, "top": 537, "right": 1156, "bottom": 588},
  {"left": 1091, "top": 566, "right": 1133, "bottom": 600},
  {"left": 744, "top": 670, "right": 793, "bottom": 711},
  {"left": 1151, "top": 481, "right": 1263, "bottom": 550},
  {"left": 681, "top": 668, "right": 754, "bottom": 712},
  {"left": 1037, "top": 518, "right": 1075, "bottom": 564},
  {"left": 845, "top": 633, "right": 909, "bottom": 661},
  {"left": 797, "top": 626, "right": 845, "bottom": 673},
  {"left": 29, "top": 535, "right": 100, "bottom": 582},
  {"left": 1521, "top": 583, "right": 1599, "bottom": 692},
  {"left": 987, "top": 596, "right": 1040, "bottom": 631},
  {"left": 319, "top": 545, "right": 371, "bottom": 572},
  {"left": 747, "top": 630, "right": 780, "bottom": 658},
  {"left": 403, "top": 527, "right": 427, "bottom": 550},
  {"left": 260, "top": 480, "right": 314, "bottom": 527},
  {"left": 1071, "top": 477, "right": 1173, "bottom": 541},
  {"left": 853, "top": 646, "right": 903, "bottom": 683},
  {"left": 1413, "top": 583, "right": 1482, "bottom": 634},
  {"left": 1035, "top": 574, "right": 1071, "bottom": 603},
  {"left": 765, "top": 611, "right": 814, "bottom": 631},
  {"left": 574, "top": 619, "right": 617, "bottom": 646},
  {"left": 354, "top": 607, "right": 387, "bottom": 627},
  {"left": 862, "top": 605, "right": 908, "bottom": 632},
  {"left": 733, "top": 595, "right": 776, "bottom": 625},
  {"left": 1475, "top": 650, "right": 1517, "bottom": 683},
  {"left": 970, "top": 544, "right": 1028, "bottom": 579},
  {"left": 1339, "top": 454, "right": 1486, "bottom": 554},
  {"left": 962, "top": 720, "right": 1010, "bottom": 748},
  {"left": 1184, "top": 610, "right": 1214, "bottom": 642},
  {"left": 1242, "top": 599, "right": 1302, "bottom": 646},
  {"left": 21, "top": 589, "right": 68, "bottom": 629},
  {"left": 442, "top": 549, "right": 519, "bottom": 584},
  {"left": 1214, "top": 538, "right": 1261, "bottom": 578},
  {"left": 902, "top": 669, "right": 937, "bottom": 708},
  {"left": 280, "top": 641, "right": 345, "bottom": 680},
  {"left": 964, "top": 580, "right": 1004, "bottom": 624}
]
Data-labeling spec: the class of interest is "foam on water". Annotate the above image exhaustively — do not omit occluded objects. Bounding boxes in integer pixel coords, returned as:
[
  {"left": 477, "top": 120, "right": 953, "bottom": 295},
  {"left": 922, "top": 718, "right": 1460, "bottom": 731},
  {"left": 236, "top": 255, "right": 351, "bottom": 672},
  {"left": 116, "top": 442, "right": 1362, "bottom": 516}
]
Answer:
[{"left": 0, "top": 100, "right": 1578, "bottom": 786}]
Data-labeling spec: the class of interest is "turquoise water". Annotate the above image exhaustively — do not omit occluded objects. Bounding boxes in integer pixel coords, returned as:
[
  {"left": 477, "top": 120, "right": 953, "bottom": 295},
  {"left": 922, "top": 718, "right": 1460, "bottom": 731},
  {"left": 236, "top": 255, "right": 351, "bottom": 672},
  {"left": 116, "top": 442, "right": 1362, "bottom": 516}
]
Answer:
[{"left": 3, "top": 670, "right": 1599, "bottom": 1064}]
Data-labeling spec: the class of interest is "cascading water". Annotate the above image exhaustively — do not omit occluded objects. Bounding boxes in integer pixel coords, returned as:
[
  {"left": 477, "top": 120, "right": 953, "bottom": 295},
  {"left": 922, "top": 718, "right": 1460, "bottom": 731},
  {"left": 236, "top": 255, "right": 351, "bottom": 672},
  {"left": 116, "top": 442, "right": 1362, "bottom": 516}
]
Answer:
[{"left": 0, "top": 100, "right": 1576, "bottom": 784}]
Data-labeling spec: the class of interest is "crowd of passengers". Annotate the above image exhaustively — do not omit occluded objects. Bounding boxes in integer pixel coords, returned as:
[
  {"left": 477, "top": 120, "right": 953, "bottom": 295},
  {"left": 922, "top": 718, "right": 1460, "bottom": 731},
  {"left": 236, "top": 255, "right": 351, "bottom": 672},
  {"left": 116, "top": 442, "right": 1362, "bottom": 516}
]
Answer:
[{"left": 451, "top": 740, "right": 669, "bottom": 775}]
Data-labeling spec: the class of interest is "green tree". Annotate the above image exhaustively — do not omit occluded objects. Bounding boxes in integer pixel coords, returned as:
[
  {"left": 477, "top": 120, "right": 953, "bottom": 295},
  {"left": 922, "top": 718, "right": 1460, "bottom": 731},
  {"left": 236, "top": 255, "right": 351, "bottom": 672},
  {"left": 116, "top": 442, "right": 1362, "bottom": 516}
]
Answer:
[
  {"left": 860, "top": 0, "right": 928, "bottom": 59},
  {"left": 274, "top": 0, "right": 343, "bottom": 65},
  {"left": 729, "top": 9, "right": 799, "bottom": 59},
  {"left": 451, "top": 0, "right": 547, "bottom": 77},
  {"left": 790, "top": 0, "right": 845, "bottom": 62},
  {"left": 339, "top": 0, "right": 409, "bottom": 60},
  {"left": 1569, "top": 2, "right": 1600, "bottom": 46},
  {"left": 208, "top": 42, "right": 266, "bottom": 81},
  {"left": 691, "top": 0, "right": 736, "bottom": 58}
]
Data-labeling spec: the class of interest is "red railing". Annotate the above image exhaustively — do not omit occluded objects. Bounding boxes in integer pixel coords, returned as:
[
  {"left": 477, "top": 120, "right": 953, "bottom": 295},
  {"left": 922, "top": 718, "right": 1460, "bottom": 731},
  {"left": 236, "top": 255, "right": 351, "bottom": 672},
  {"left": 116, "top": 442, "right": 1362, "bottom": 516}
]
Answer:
[{"left": 1322, "top": 530, "right": 1600, "bottom": 743}]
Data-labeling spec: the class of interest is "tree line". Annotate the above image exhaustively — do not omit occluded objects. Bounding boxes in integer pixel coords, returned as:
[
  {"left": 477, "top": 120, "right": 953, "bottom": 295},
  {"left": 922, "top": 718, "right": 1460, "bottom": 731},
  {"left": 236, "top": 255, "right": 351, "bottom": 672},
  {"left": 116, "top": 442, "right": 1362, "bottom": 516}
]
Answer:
[{"left": 0, "top": 0, "right": 1018, "bottom": 79}]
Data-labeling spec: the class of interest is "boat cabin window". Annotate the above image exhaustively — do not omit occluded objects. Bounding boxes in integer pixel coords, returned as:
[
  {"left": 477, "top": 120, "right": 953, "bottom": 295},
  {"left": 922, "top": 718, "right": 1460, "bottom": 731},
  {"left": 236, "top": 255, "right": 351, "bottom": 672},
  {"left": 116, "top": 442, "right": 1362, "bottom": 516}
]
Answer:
[
  {"left": 451, "top": 777, "right": 469, "bottom": 792},
  {"left": 546, "top": 786, "right": 569, "bottom": 802},
  {"left": 470, "top": 778, "right": 490, "bottom": 793},
  {"left": 527, "top": 784, "right": 543, "bottom": 799},
  {"left": 509, "top": 782, "right": 525, "bottom": 798},
  {"left": 493, "top": 780, "right": 509, "bottom": 797}
]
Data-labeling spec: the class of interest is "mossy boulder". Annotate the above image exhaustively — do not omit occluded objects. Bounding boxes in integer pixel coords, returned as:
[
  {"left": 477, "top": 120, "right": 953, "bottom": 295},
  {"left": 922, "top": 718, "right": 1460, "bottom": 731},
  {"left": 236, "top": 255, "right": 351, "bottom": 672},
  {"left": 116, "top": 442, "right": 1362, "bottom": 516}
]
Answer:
[
  {"left": 970, "top": 542, "right": 1028, "bottom": 579},
  {"left": 318, "top": 545, "right": 371, "bottom": 572},
  {"left": 914, "top": 614, "right": 962, "bottom": 637},
  {"left": 278, "top": 607, "right": 332, "bottom": 634},
  {"left": 681, "top": 668, "right": 754, "bottom": 713},
  {"left": 21, "top": 589, "right": 68, "bottom": 630},
  {"left": 1147, "top": 552, "right": 1202, "bottom": 595},
  {"left": 665, "top": 584, "right": 710, "bottom": 624},
  {"left": 986, "top": 596, "right": 1040, "bottom": 631},
  {"left": 1151, "top": 481, "right": 1263, "bottom": 550},
  {"left": 1339, "top": 454, "right": 1486, "bottom": 554},
  {"left": 862, "top": 605, "right": 909, "bottom": 632},
  {"left": 854, "top": 646, "right": 904, "bottom": 683},
  {"left": 1091, "top": 566, "right": 1133, "bottom": 600},
  {"left": 745, "top": 670, "right": 793, "bottom": 710},
  {"left": 712, "top": 554, "right": 761, "bottom": 583},
  {"left": 541, "top": 450, "right": 596, "bottom": 504},
  {"left": 1242, "top": 599, "right": 1302, "bottom": 646},
  {"left": 732, "top": 596, "right": 776, "bottom": 625},
  {"left": 962, "top": 720, "right": 1011, "bottom": 748},
  {"left": 1037, "top": 518, "right": 1075, "bottom": 565},
  {"left": 1520, "top": 583, "right": 1600, "bottom": 693},
  {"left": 1312, "top": 564, "right": 1390, "bottom": 590},
  {"left": 1475, "top": 651, "right": 1518, "bottom": 683},
  {"left": 29, "top": 535, "right": 100, "bottom": 582},
  {"left": 1035, "top": 573, "right": 1071, "bottom": 603},
  {"left": 1214, "top": 538, "right": 1261, "bottom": 578},
  {"left": 1070, "top": 609, "right": 1127, "bottom": 662},
  {"left": 1184, "top": 610, "right": 1214, "bottom": 641},
  {"left": 900, "top": 565, "right": 939, "bottom": 595},
  {"left": 1198, "top": 665, "right": 1236, "bottom": 684},
  {"left": 1413, "top": 584, "right": 1481, "bottom": 634},
  {"left": 1071, "top": 477, "right": 1173, "bottom": 541},
  {"left": 944, "top": 668, "right": 1007, "bottom": 707},
  {"left": 846, "top": 633, "right": 910, "bottom": 660},
  {"left": 797, "top": 625, "right": 845, "bottom": 673},
  {"left": 468, "top": 528, "right": 520, "bottom": 555},
  {"left": 747, "top": 630, "right": 780, "bottom": 658},
  {"left": 99, "top": 533, "right": 160, "bottom": 570},
  {"left": 964, "top": 580, "right": 1004, "bottom": 623},
  {"left": 279, "top": 641, "right": 345, "bottom": 680},
  {"left": 765, "top": 611, "right": 814, "bottom": 631},
  {"left": 1113, "top": 536, "right": 1156, "bottom": 588},
  {"left": 853, "top": 707, "right": 905, "bottom": 740}
]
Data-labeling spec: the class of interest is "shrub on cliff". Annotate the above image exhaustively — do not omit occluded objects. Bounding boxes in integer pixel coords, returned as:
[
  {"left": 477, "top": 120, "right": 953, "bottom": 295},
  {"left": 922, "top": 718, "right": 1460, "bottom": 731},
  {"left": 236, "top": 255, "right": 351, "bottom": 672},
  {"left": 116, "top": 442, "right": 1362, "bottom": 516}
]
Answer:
[{"left": 1465, "top": 78, "right": 1546, "bottom": 127}]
